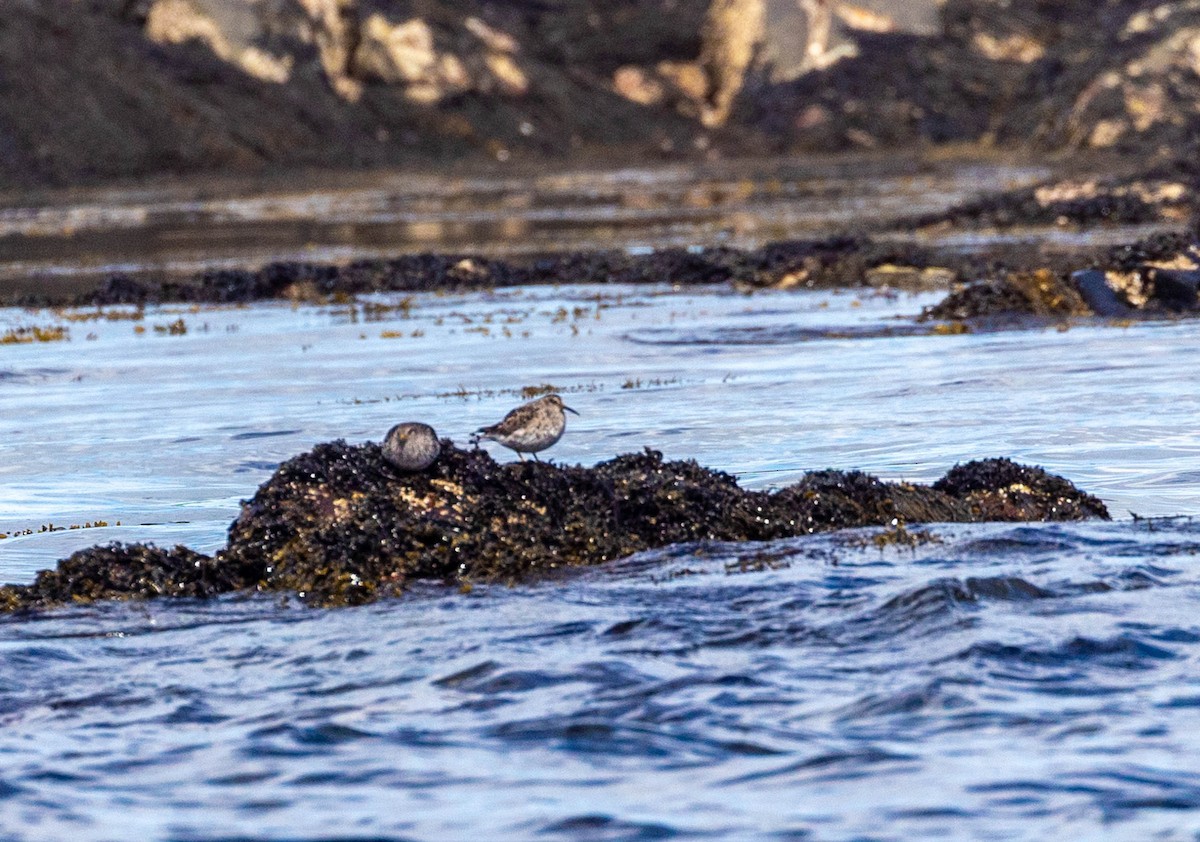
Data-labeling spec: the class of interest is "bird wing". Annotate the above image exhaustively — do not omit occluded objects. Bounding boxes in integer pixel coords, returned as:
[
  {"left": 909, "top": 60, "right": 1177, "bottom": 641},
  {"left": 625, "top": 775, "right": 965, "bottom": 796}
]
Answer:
[{"left": 490, "top": 401, "right": 539, "bottom": 434}]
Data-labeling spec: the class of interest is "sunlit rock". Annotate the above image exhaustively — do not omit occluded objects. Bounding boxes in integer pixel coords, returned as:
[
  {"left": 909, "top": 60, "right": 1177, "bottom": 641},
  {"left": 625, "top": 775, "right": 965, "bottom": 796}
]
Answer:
[
  {"left": 144, "top": 0, "right": 230, "bottom": 56},
  {"left": 143, "top": 0, "right": 300, "bottom": 86},
  {"left": 290, "top": 0, "right": 361, "bottom": 99},
  {"left": 612, "top": 66, "right": 667, "bottom": 106},
  {"left": 482, "top": 52, "right": 529, "bottom": 97},
  {"left": 464, "top": 17, "right": 519, "bottom": 55},
  {"left": 970, "top": 31, "right": 1045, "bottom": 63},
  {"left": 353, "top": 17, "right": 442, "bottom": 88},
  {"left": 698, "top": 0, "right": 765, "bottom": 126}
]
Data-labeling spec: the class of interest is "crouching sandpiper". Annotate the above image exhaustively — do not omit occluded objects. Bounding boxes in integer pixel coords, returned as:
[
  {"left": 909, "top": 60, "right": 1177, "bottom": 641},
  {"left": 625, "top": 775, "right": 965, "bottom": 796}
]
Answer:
[
  {"left": 382, "top": 422, "right": 442, "bottom": 471},
  {"left": 474, "top": 394, "right": 578, "bottom": 461}
]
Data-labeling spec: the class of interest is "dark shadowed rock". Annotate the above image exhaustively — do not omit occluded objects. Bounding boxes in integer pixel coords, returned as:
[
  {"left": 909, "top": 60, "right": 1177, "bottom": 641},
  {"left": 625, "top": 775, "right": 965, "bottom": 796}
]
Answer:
[
  {"left": 92, "top": 274, "right": 151, "bottom": 306},
  {"left": 1148, "top": 268, "right": 1200, "bottom": 312},
  {"left": 921, "top": 279, "right": 1032, "bottom": 321},
  {"left": 1072, "top": 269, "right": 1132, "bottom": 317}
]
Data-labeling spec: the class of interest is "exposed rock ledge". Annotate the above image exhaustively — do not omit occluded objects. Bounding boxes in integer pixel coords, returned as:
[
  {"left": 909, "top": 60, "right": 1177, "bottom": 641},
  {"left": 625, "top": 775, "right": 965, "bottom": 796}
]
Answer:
[{"left": 0, "top": 444, "right": 1107, "bottom": 612}]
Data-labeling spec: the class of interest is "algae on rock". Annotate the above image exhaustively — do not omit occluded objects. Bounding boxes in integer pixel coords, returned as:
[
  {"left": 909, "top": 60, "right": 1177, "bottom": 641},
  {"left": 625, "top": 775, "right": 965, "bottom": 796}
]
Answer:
[{"left": 0, "top": 443, "right": 1108, "bottom": 612}]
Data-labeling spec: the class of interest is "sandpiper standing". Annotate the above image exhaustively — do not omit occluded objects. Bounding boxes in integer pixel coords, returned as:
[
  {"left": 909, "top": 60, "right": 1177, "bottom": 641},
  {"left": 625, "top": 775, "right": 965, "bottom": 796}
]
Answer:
[
  {"left": 382, "top": 422, "right": 442, "bottom": 471},
  {"left": 474, "top": 394, "right": 579, "bottom": 461}
]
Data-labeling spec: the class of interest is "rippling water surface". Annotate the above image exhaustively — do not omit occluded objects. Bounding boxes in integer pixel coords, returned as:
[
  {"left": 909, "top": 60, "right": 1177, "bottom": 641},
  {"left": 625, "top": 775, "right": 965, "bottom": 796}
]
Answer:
[
  {"left": 4, "top": 521, "right": 1200, "bottom": 840},
  {"left": 4, "top": 164, "right": 1200, "bottom": 838}
]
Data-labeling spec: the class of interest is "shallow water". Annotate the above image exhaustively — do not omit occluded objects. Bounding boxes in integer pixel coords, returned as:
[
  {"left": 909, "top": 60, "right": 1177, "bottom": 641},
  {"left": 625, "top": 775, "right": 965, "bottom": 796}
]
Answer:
[
  {"left": 0, "top": 154, "right": 1057, "bottom": 296},
  {"left": 4, "top": 173, "right": 1200, "bottom": 837}
]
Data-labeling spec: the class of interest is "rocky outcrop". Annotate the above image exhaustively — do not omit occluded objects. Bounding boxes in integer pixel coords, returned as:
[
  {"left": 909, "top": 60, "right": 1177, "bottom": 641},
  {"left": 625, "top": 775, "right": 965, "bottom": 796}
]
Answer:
[
  {"left": 923, "top": 234, "right": 1200, "bottom": 322},
  {"left": 40, "top": 237, "right": 959, "bottom": 309},
  {"left": 138, "top": 0, "right": 531, "bottom": 103},
  {"left": 143, "top": 0, "right": 294, "bottom": 84},
  {"left": 0, "top": 445, "right": 1108, "bottom": 611},
  {"left": 697, "top": 0, "right": 766, "bottom": 126},
  {"left": 1038, "top": 3, "right": 1200, "bottom": 151},
  {"left": 6, "top": 1, "right": 1200, "bottom": 194},
  {"left": 351, "top": 16, "right": 470, "bottom": 102},
  {"left": 739, "top": 0, "right": 1200, "bottom": 157},
  {"left": 0, "top": 0, "right": 701, "bottom": 188}
]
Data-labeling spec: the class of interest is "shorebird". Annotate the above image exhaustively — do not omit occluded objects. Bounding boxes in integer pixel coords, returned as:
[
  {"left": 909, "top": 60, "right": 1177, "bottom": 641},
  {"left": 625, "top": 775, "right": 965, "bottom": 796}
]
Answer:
[
  {"left": 382, "top": 422, "right": 442, "bottom": 471},
  {"left": 474, "top": 394, "right": 579, "bottom": 461}
]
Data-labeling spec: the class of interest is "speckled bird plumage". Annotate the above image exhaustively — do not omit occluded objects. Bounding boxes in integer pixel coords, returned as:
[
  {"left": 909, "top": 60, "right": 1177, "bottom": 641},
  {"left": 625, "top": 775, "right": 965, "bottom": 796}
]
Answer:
[{"left": 475, "top": 394, "right": 578, "bottom": 460}]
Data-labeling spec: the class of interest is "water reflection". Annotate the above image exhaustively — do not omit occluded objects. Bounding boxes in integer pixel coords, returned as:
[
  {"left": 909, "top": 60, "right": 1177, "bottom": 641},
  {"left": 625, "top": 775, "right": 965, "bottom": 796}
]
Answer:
[{"left": 0, "top": 155, "right": 1056, "bottom": 289}]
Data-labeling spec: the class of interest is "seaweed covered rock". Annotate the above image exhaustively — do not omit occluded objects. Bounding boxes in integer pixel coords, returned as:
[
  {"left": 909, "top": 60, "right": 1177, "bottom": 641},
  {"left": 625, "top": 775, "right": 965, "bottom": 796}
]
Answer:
[
  {"left": 923, "top": 240, "right": 1200, "bottom": 322},
  {"left": 0, "top": 543, "right": 238, "bottom": 611},
  {"left": 923, "top": 278, "right": 1045, "bottom": 321},
  {"left": 219, "top": 443, "right": 803, "bottom": 604},
  {"left": 80, "top": 238, "right": 879, "bottom": 308},
  {"left": 0, "top": 446, "right": 1109, "bottom": 611},
  {"left": 933, "top": 457, "right": 1109, "bottom": 521},
  {"left": 908, "top": 180, "right": 1177, "bottom": 230},
  {"left": 921, "top": 269, "right": 1091, "bottom": 322}
]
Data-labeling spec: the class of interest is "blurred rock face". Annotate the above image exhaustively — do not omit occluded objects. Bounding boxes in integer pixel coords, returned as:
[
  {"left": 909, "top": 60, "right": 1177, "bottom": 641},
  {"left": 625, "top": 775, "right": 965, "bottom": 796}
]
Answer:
[
  {"left": 139, "top": 0, "right": 530, "bottom": 103},
  {"left": 611, "top": 0, "right": 944, "bottom": 126},
  {"left": 135, "top": 0, "right": 945, "bottom": 125},
  {"left": 761, "top": 0, "right": 940, "bottom": 80},
  {"left": 6, "top": 0, "right": 1200, "bottom": 187},
  {"left": 1063, "top": 5, "right": 1200, "bottom": 150},
  {"left": 698, "top": 0, "right": 766, "bottom": 126}
]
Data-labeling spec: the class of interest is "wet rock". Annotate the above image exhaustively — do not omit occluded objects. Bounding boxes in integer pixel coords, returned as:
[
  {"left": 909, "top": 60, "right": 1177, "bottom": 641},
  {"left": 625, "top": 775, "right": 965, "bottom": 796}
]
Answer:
[
  {"left": 0, "top": 543, "right": 243, "bottom": 612},
  {"left": 924, "top": 269, "right": 1093, "bottom": 321},
  {"left": 92, "top": 274, "right": 151, "bottom": 306},
  {"left": 1148, "top": 267, "right": 1200, "bottom": 311},
  {"left": 933, "top": 457, "right": 1109, "bottom": 522},
  {"left": 68, "top": 237, "right": 885, "bottom": 308},
  {"left": 1107, "top": 233, "right": 1199, "bottom": 273},
  {"left": 1098, "top": 236, "right": 1200, "bottom": 312},
  {"left": 0, "top": 445, "right": 1108, "bottom": 612},
  {"left": 910, "top": 180, "right": 1169, "bottom": 230},
  {"left": 921, "top": 279, "right": 1032, "bottom": 321},
  {"left": 1103, "top": 269, "right": 1153, "bottom": 309},
  {"left": 1071, "top": 269, "right": 1132, "bottom": 317},
  {"left": 1005, "top": 270, "right": 1091, "bottom": 318},
  {"left": 191, "top": 268, "right": 265, "bottom": 303},
  {"left": 920, "top": 233, "right": 1200, "bottom": 322}
]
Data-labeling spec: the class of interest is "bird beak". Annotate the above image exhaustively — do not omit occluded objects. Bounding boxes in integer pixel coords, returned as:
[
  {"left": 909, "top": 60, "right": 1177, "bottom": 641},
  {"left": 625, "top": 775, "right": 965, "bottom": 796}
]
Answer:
[{"left": 564, "top": 405, "right": 579, "bottom": 416}]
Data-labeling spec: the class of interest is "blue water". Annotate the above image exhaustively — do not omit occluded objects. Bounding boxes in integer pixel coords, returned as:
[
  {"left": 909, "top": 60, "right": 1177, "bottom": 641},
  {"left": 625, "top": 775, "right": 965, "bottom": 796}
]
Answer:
[
  {"left": 3, "top": 520, "right": 1200, "bottom": 839},
  {"left": 3, "top": 270, "right": 1200, "bottom": 835}
]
